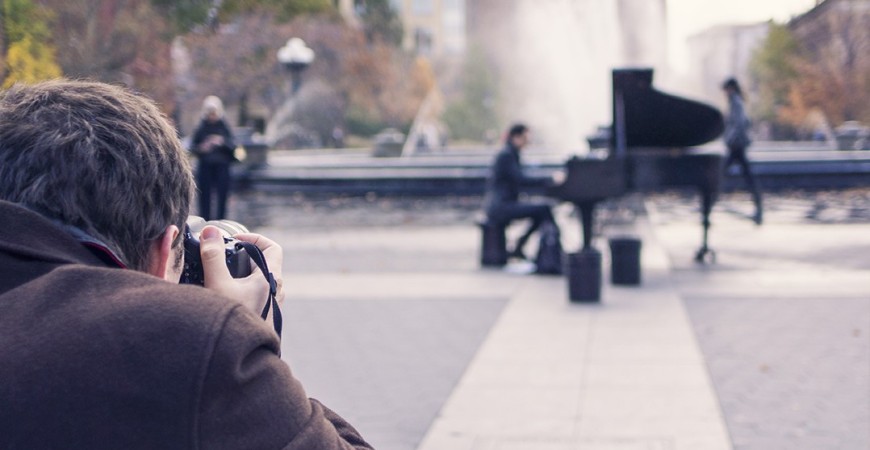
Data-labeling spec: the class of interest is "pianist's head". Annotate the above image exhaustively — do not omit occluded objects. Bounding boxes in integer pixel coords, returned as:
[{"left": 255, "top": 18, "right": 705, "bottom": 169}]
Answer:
[{"left": 507, "top": 123, "right": 529, "bottom": 150}]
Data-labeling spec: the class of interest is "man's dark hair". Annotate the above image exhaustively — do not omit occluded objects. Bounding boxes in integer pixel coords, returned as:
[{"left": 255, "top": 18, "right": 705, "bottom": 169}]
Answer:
[
  {"left": 0, "top": 80, "right": 195, "bottom": 271},
  {"left": 507, "top": 123, "right": 528, "bottom": 140},
  {"left": 722, "top": 77, "right": 743, "bottom": 98}
]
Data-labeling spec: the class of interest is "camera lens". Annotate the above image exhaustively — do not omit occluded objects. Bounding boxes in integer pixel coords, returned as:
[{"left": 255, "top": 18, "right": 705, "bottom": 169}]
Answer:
[
  {"left": 185, "top": 216, "right": 249, "bottom": 237},
  {"left": 179, "top": 216, "right": 252, "bottom": 285}
]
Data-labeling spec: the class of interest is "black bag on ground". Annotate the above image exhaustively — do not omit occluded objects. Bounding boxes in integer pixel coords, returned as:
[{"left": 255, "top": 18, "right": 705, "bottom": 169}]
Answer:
[{"left": 535, "top": 222, "right": 563, "bottom": 275}]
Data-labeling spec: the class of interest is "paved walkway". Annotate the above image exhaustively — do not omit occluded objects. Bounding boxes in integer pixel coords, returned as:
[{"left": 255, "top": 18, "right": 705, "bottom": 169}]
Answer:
[
  {"left": 649, "top": 197, "right": 870, "bottom": 450},
  {"left": 415, "top": 213, "right": 731, "bottom": 450},
  {"left": 244, "top": 192, "right": 869, "bottom": 450}
]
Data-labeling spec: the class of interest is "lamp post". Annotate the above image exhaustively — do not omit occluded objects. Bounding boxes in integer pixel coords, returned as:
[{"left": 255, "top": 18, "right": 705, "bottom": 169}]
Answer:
[{"left": 277, "top": 37, "right": 315, "bottom": 96}]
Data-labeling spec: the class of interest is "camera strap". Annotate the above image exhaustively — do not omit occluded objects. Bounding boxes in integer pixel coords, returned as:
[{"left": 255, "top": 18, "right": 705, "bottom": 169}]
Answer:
[{"left": 235, "top": 241, "right": 282, "bottom": 337}]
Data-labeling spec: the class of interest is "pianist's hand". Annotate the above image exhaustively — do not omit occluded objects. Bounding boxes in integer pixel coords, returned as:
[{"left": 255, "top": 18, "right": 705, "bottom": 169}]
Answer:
[{"left": 551, "top": 170, "right": 566, "bottom": 185}]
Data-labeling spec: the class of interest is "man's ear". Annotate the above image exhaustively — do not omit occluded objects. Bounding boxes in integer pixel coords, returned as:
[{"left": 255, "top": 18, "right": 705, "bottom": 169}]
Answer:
[{"left": 146, "top": 225, "right": 180, "bottom": 281}]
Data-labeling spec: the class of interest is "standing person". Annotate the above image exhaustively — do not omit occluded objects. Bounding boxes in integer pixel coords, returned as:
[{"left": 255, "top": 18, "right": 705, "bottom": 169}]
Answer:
[
  {"left": 722, "top": 77, "right": 763, "bottom": 225},
  {"left": 332, "top": 125, "right": 345, "bottom": 148},
  {"left": 0, "top": 80, "right": 372, "bottom": 449},
  {"left": 192, "top": 95, "right": 235, "bottom": 220},
  {"left": 484, "top": 123, "right": 556, "bottom": 260}
]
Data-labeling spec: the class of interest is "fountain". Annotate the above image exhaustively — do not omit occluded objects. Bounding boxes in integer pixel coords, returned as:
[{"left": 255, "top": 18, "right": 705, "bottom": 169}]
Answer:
[{"left": 470, "top": 0, "right": 668, "bottom": 153}]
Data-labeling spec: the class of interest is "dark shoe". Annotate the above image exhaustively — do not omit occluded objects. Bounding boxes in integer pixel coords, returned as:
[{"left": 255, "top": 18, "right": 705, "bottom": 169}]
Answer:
[
  {"left": 507, "top": 248, "right": 527, "bottom": 260},
  {"left": 753, "top": 211, "right": 763, "bottom": 225}
]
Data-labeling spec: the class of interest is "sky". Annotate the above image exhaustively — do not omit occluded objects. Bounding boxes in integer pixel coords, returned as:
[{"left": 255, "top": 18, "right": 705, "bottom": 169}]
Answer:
[{"left": 667, "top": 0, "right": 819, "bottom": 74}]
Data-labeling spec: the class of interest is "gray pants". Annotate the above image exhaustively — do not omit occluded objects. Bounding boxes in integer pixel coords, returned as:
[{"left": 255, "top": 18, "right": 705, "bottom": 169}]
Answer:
[{"left": 725, "top": 145, "right": 763, "bottom": 220}]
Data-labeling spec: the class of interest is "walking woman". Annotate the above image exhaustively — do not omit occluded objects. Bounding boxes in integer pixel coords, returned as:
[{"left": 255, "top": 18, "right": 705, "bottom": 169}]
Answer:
[
  {"left": 722, "top": 78, "right": 763, "bottom": 225},
  {"left": 191, "top": 95, "right": 235, "bottom": 220}
]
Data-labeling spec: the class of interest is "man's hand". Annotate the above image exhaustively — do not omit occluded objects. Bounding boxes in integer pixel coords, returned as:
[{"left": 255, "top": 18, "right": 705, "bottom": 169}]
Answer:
[
  {"left": 197, "top": 135, "right": 225, "bottom": 153},
  {"left": 199, "top": 226, "right": 285, "bottom": 322}
]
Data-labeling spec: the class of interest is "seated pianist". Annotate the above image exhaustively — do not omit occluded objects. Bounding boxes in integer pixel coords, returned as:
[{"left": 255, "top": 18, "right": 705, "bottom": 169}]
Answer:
[{"left": 483, "top": 123, "right": 557, "bottom": 260}]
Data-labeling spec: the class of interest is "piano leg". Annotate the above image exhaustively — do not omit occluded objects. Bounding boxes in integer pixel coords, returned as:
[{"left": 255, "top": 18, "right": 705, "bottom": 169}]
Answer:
[
  {"left": 577, "top": 201, "right": 597, "bottom": 250},
  {"left": 694, "top": 188, "right": 717, "bottom": 263}
]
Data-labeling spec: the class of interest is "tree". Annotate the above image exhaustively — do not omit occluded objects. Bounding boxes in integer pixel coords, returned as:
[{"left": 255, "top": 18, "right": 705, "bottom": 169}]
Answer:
[
  {"left": 221, "top": 0, "right": 333, "bottom": 22},
  {"left": 785, "top": 2, "right": 870, "bottom": 126},
  {"left": 32, "top": 0, "right": 176, "bottom": 109},
  {"left": 149, "top": 0, "right": 215, "bottom": 33},
  {"left": 19, "top": 0, "right": 331, "bottom": 115},
  {"left": 3, "top": 35, "right": 62, "bottom": 87},
  {"left": 442, "top": 46, "right": 500, "bottom": 142},
  {"left": 177, "top": 13, "right": 293, "bottom": 131},
  {"left": 749, "top": 22, "right": 799, "bottom": 127},
  {"left": 360, "top": 0, "right": 402, "bottom": 46},
  {"left": 752, "top": 5, "right": 870, "bottom": 137},
  {"left": 178, "top": 13, "right": 428, "bottom": 142},
  {"left": 149, "top": 0, "right": 333, "bottom": 32},
  {"left": 1, "top": 0, "right": 62, "bottom": 87}
]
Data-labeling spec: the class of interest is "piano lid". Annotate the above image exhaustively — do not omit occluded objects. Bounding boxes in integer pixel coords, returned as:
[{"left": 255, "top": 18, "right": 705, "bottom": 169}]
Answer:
[{"left": 612, "top": 68, "right": 724, "bottom": 149}]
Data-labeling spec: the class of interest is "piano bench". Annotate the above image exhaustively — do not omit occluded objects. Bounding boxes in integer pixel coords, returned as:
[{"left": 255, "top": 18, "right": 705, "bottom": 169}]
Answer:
[{"left": 477, "top": 220, "right": 507, "bottom": 267}]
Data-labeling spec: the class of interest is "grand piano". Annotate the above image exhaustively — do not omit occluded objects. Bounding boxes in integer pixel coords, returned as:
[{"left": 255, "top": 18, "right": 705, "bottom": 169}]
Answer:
[{"left": 548, "top": 68, "right": 725, "bottom": 263}]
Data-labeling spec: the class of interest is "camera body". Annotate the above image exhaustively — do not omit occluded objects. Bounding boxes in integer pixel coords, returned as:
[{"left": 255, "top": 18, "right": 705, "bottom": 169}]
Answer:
[{"left": 179, "top": 217, "right": 252, "bottom": 285}]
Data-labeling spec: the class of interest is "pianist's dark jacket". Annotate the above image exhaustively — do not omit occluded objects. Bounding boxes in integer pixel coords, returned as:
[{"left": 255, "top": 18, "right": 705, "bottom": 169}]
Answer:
[{"left": 484, "top": 142, "right": 546, "bottom": 215}]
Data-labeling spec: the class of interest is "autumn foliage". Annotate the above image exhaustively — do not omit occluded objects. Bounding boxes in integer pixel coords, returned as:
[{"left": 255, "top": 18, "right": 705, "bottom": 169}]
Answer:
[
  {"left": 1, "top": 0, "right": 62, "bottom": 88},
  {"left": 752, "top": 4, "right": 870, "bottom": 137},
  {"left": 2, "top": 1, "right": 428, "bottom": 146},
  {"left": 177, "top": 14, "right": 431, "bottom": 143}
]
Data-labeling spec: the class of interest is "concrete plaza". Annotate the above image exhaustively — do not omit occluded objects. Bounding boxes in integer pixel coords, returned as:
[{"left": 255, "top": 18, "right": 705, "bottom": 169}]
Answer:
[{"left": 232, "top": 190, "right": 870, "bottom": 450}]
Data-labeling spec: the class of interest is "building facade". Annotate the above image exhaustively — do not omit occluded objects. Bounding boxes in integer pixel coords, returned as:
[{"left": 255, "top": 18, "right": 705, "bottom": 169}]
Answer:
[
  {"left": 789, "top": 0, "right": 869, "bottom": 57},
  {"left": 686, "top": 22, "right": 770, "bottom": 108}
]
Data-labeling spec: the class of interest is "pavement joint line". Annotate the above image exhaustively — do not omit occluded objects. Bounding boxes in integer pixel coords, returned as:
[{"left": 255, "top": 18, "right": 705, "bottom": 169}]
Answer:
[
  {"left": 249, "top": 191, "right": 868, "bottom": 448},
  {"left": 416, "top": 214, "right": 732, "bottom": 450}
]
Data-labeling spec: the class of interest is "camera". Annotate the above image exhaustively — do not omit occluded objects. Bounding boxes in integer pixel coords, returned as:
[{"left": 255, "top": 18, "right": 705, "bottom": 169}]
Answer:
[{"left": 179, "top": 216, "right": 252, "bottom": 285}]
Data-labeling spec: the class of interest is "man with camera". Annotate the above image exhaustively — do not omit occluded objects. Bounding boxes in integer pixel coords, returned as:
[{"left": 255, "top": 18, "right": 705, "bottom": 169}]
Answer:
[{"left": 0, "top": 80, "right": 372, "bottom": 449}]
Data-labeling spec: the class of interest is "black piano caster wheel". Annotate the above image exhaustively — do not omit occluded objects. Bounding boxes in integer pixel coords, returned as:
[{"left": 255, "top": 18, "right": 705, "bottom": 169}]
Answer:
[{"left": 694, "top": 247, "right": 716, "bottom": 264}]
